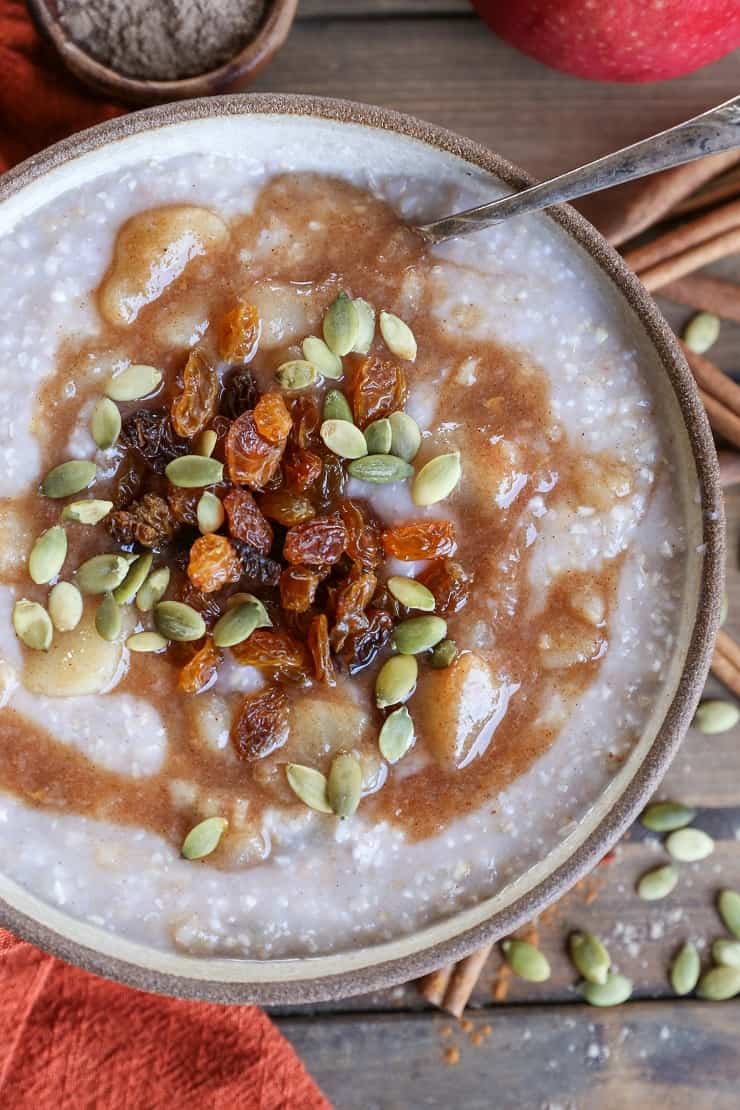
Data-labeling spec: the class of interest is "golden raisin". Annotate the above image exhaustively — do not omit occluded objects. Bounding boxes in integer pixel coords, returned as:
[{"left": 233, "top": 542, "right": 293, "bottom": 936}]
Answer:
[
  {"left": 308, "top": 614, "right": 336, "bottom": 686},
  {"left": 253, "top": 393, "right": 292, "bottom": 445},
  {"left": 382, "top": 521, "right": 457, "bottom": 561},
  {"left": 171, "top": 348, "right": 218, "bottom": 438},
  {"left": 231, "top": 629, "right": 311, "bottom": 680},
  {"left": 283, "top": 515, "right": 347, "bottom": 566},
  {"left": 330, "top": 571, "right": 377, "bottom": 652},
  {"left": 219, "top": 302, "right": 260, "bottom": 363},
  {"left": 223, "top": 488, "right": 273, "bottom": 554},
  {"left": 280, "top": 565, "right": 321, "bottom": 612},
  {"left": 350, "top": 354, "right": 408, "bottom": 428},
  {"left": 290, "top": 397, "right": 321, "bottom": 448},
  {"left": 187, "top": 533, "right": 242, "bottom": 593},
  {"left": 226, "top": 410, "right": 285, "bottom": 489},
  {"left": 231, "top": 686, "right": 289, "bottom": 761},
  {"left": 419, "top": 559, "right": 472, "bottom": 616},
  {"left": 283, "top": 446, "right": 323, "bottom": 493},
  {"left": 258, "top": 489, "right": 316, "bottom": 527},
  {"left": 178, "top": 637, "right": 221, "bottom": 694},
  {"left": 340, "top": 500, "right": 382, "bottom": 571}
]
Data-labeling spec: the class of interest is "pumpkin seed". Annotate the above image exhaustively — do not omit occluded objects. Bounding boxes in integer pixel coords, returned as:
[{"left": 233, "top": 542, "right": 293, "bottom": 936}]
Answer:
[
  {"left": 47, "top": 581, "right": 83, "bottom": 632},
  {"left": 637, "top": 864, "right": 678, "bottom": 901},
  {"left": 693, "top": 699, "right": 740, "bottom": 734},
  {"left": 197, "top": 491, "right": 225, "bottom": 535},
  {"left": 95, "top": 592, "right": 122, "bottom": 642},
  {"left": 501, "top": 939, "right": 550, "bottom": 982},
  {"left": 376, "top": 654, "right": 418, "bottom": 708},
  {"left": 683, "top": 311, "right": 720, "bottom": 355},
  {"left": 127, "top": 631, "right": 168, "bottom": 653},
  {"left": 323, "top": 292, "right": 359, "bottom": 356},
  {"left": 323, "top": 389, "right": 354, "bottom": 423},
  {"left": 580, "top": 972, "right": 632, "bottom": 1007},
  {"left": 181, "top": 816, "right": 228, "bottom": 860},
  {"left": 41, "top": 459, "right": 97, "bottom": 499},
  {"left": 386, "top": 576, "right": 435, "bottom": 612},
  {"left": 275, "top": 360, "right": 319, "bottom": 391},
  {"left": 225, "top": 592, "right": 272, "bottom": 627},
  {"left": 286, "top": 764, "right": 332, "bottom": 814},
  {"left": 327, "top": 752, "right": 363, "bottom": 818},
  {"left": 90, "top": 397, "right": 121, "bottom": 450},
  {"left": 352, "top": 298, "right": 376, "bottom": 354},
  {"left": 136, "top": 566, "right": 171, "bottom": 612},
  {"left": 640, "top": 800, "right": 697, "bottom": 832},
  {"left": 61, "top": 499, "right": 113, "bottom": 525},
  {"left": 665, "top": 827, "right": 714, "bottom": 862},
  {"left": 28, "top": 525, "right": 67, "bottom": 585},
  {"left": 393, "top": 615, "right": 447, "bottom": 655},
  {"left": 412, "top": 452, "right": 461, "bottom": 507},
  {"left": 379, "top": 310, "right": 417, "bottom": 361},
  {"left": 389, "top": 411, "right": 422, "bottom": 462},
  {"left": 75, "top": 553, "right": 131, "bottom": 595},
  {"left": 212, "top": 601, "right": 261, "bottom": 648},
  {"left": 670, "top": 942, "right": 700, "bottom": 995},
  {"left": 165, "top": 455, "right": 224, "bottom": 489},
  {"left": 303, "top": 335, "right": 343, "bottom": 379},
  {"left": 319, "top": 419, "right": 368, "bottom": 460},
  {"left": 363, "top": 419, "right": 392, "bottom": 456},
  {"left": 430, "top": 639, "right": 457, "bottom": 669},
  {"left": 712, "top": 939, "right": 740, "bottom": 969},
  {"left": 113, "top": 553, "right": 153, "bottom": 605},
  {"left": 348, "top": 454, "right": 414, "bottom": 484},
  {"left": 697, "top": 965, "right": 740, "bottom": 1001},
  {"left": 569, "top": 931, "right": 610, "bottom": 985},
  {"left": 720, "top": 592, "right": 729, "bottom": 626},
  {"left": 193, "top": 428, "right": 217, "bottom": 458},
  {"left": 105, "top": 363, "right": 162, "bottom": 402},
  {"left": 154, "top": 600, "right": 206, "bottom": 642},
  {"left": 378, "top": 706, "right": 415, "bottom": 764},
  {"left": 12, "top": 599, "right": 53, "bottom": 651},
  {"left": 718, "top": 889, "right": 740, "bottom": 938}
]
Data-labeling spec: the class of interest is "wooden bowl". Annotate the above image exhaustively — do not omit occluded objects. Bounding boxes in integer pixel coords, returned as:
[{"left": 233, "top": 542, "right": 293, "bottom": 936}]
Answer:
[{"left": 26, "top": 0, "right": 298, "bottom": 105}]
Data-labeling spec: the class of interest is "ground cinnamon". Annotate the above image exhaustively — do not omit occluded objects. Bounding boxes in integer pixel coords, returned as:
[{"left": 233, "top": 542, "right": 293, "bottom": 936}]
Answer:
[{"left": 660, "top": 275, "right": 740, "bottom": 323}]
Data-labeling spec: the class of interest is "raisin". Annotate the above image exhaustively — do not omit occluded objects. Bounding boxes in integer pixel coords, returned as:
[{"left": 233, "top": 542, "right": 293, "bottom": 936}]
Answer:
[
  {"left": 382, "top": 521, "right": 457, "bottom": 560},
  {"left": 223, "top": 488, "right": 273, "bottom": 554},
  {"left": 231, "top": 686, "right": 289, "bottom": 762},
  {"left": 350, "top": 355, "right": 408, "bottom": 428},
  {"left": 226, "top": 410, "right": 284, "bottom": 489},
  {"left": 317, "top": 454, "right": 346, "bottom": 507},
  {"left": 187, "top": 533, "right": 242, "bottom": 593},
  {"left": 167, "top": 484, "right": 199, "bottom": 527},
  {"left": 219, "top": 303, "right": 261, "bottom": 365},
  {"left": 176, "top": 581, "right": 224, "bottom": 628},
  {"left": 283, "top": 514, "right": 347, "bottom": 566},
  {"left": 342, "top": 609, "right": 394, "bottom": 675},
  {"left": 283, "top": 446, "right": 323, "bottom": 493},
  {"left": 220, "top": 368, "right": 259, "bottom": 419},
  {"left": 290, "top": 397, "right": 321, "bottom": 448},
  {"left": 107, "top": 492, "right": 176, "bottom": 549},
  {"left": 258, "top": 489, "right": 316, "bottom": 527},
  {"left": 308, "top": 614, "right": 336, "bottom": 686},
  {"left": 112, "top": 452, "right": 145, "bottom": 509},
  {"left": 171, "top": 348, "right": 219, "bottom": 438},
  {"left": 254, "top": 393, "right": 292, "bottom": 445},
  {"left": 280, "top": 565, "right": 321, "bottom": 612},
  {"left": 419, "top": 559, "right": 472, "bottom": 616},
  {"left": 232, "top": 542, "right": 281, "bottom": 588},
  {"left": 231, "top": 629, "right": 311, "bottom": 681},
  {"left": 178, "top": 637, "right": 221, "bottom": 694},
  {"left": 121, "top": 408, "right": 188, "bottom": 474},
  {"left": 330, "top": 571, "right": 377, "bottom": 653},
  {"left": 210, "top": 415, "right": 232, "bottom": 462},
  {"left": 339, "top": 500, "right": 382, "bottom": 571}
]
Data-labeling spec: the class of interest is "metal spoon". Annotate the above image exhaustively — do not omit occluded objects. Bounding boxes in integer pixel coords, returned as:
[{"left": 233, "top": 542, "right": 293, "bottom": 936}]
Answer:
[{"left": 417, "top": 95, "right": 740, "bottom": 245}]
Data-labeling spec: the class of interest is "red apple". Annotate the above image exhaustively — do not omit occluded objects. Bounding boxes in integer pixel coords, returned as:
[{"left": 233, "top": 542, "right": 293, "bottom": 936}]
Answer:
[{"left": 471, "top": 0, "right": 740, "bottom": 82}]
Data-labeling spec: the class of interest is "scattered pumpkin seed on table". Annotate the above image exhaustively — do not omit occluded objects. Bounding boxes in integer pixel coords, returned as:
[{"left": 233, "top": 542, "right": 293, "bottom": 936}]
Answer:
[
  {"left": 105, "top": 363, "right": 162, "bottom": 402},
  {"left": 376, "top": 654, "right": 418, "bottom": 708},
  {"left": 364, "top": 418, "right": 392, "bottom": 455},
  {"left": 302, "top": 335, "right": 343, "bottom": 379},
  {"left": 430, "top": 639, "right": 457, "bottom": 669},
  {"left": 348, "top": 455, "right": 414, "bottom": 484},
  {"left": 323, "top": 389, "right": 354, "bottom": 424},
  {"left": 323, "top": 292, "right": 359, "bottom": 356},
  {"left": 136, "top": 566, "right": 171, "bottom": 612},
  {"left": 12, "top": 599, "right": 53, "bottom": 651},
  {"left": 28, "top": 525, "right": 67, "bottom": 585},
  {"left": 697, "top": 966, "right": 740, "bottom": 1001},
  {"left": 95, "top": 592, "right": 122, "bottom": 642},
  {"left": 127, "top": 631, "right": 169, "bottom": 653},
  {"left": 61, "top": 499, "right": 113, "bottom": 525},
  {"left": 197, "top": 491, "right": 225, "bottom": 534},
  {"left": 640, "top": 800, "right": 697, "bottom": 832},
  {"left": 693, "top": 699, "right": 740, "bottom": 734},
  {"left": 569, "top": 931, "right": 610, "bottom": 985},
  {"left": 665, "top": 827, "right": 714, "bottom": 862},
  {"left": 393, "top": 615, "right": 447, "bottom": 655},
  {"left": 275, "top": 360, "right": 319, "bottom": 391},
  {"left": 412, "top": 452, "right": 461, "bottom": 506},
  {"left": 501, "top": 939, "right": 550, "bottom": 982},
  {"left": 181, "top": 816, "right": 228, "bottom": 860},
  {"left": 379, "top": 310, "right": 417, "bottom": 361},
  {"left": 75, "top": 553, "right": 131, "bottom": 595},
  {"left": 580, "top": 972, "right": 632, "bottom": 1007},
  {"left": 351, "top": 297, "right": 376, "bottom": 354},
  {"left": 286, "top": 764, "right": 333, "bottom": 814},
  {"left": 154, "top": 600, "right": 206, "bottom": 642},
  {"left": 386, "top": 576, "right": 436, "bottom": 612},
  {"left": 718, "top": 889, "right": 740, "bottom": 938},
  {"left": 165, "top": 455, "right": 224, "bottom": 489},
  {"left": 637, "top": 864, "right": 678, "bottom": 901},
  {"left": 41, "top": 459, "right": 96, "bottom": 499},
  {"left": 682, "top": 311, "right": 720, "bottom": 355},
  {"left": 47, "top": 581, "right": 83, "bottom": 632},
  {"left": 320, "top": 419, "right": 369, "bottom": 460},
  {"left": 388, "top": 411, "right": 422, "bottom": 462},
  {"left": 90, "top": 397, "right": 121, "bottom": 449},
  {"left": 712, "top": 939, "right": 740, "bottom": 970},
  {"left": 328, "top": 753, "right": 363, "bottom": 818},
  {"left": 670, "top": 942, "right": 700, "bottom": 996},
  {"left": 212, "top": 601, "right": 262, "bottom": 648},
  {"left": 113, "top": 553, "right": 153, "bottom": 606},
  {"left": 379, "top": 706, "right": 415, "bottom": 763}
]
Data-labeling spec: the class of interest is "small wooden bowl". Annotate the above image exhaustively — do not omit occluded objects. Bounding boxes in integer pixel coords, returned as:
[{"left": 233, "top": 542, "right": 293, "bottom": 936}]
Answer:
[{"left": 26, "top": 0, "right": 298, "bottom": 106}]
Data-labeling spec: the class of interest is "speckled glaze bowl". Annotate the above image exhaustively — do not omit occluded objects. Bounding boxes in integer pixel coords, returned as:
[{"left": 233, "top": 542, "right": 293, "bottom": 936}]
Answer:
[{"left": 0, "top": 95, "right": 723, "bottom": 1005}]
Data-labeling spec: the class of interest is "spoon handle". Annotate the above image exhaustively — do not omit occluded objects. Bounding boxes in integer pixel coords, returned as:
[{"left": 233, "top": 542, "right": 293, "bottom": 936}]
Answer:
[{"left": 418, "top": 95, "right": 740, "bottom": 244}]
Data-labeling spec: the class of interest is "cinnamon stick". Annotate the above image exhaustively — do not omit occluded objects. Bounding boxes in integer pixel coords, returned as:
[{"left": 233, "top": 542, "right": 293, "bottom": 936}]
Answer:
[
  {"left": 682, "top": 346, "right": 740, "bottom": 420},
  {"left": 623, "top": 198, "right": 740, "bottom": 274},
  {"left": 659, "top": 275, "right": 740, "bottom": 323},
  {"left": 672, "top": 164, "right": 740, "bottom": 216},
  {"left": 637, "top": 227, "right": 740, "bottom": 292},
  {"left": 418, "top": 965, "right": 454, "bottom": 1007},
  {"left": 710, "top": 646, "right": 740, "bottom": 696},
  {"left": 718, "top": 451, "right": 740, "bottom": 488},
  {"left": 440, "top": 945, "right": 493, "bottom": 1019},
  {"left": 698, "top": 388, "right": 740, "bottom": 451},
  {"left": 716, "top": 629, "right": 740, "bottom": 672}
]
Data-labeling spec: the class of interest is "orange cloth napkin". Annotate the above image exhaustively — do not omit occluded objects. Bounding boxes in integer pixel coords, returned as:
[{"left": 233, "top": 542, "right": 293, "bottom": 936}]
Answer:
[{"left": 0, "top": 4, "right": 330, "bottom": 1106}]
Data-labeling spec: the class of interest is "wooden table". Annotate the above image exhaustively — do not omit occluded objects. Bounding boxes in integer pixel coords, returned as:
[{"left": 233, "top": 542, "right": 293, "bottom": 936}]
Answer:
[{"left": 253, "top": 4, "right": 740, "bottom": 1105}]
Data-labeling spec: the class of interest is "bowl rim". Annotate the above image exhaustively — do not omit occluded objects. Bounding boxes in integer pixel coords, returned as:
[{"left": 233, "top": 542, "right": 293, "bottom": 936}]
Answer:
[{"left": 0, "top": 93, "right": 724, "bottom": 1005}]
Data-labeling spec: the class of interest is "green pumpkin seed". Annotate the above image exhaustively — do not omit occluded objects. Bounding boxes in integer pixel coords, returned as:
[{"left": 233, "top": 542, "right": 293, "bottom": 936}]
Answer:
[
  {"left": 718, "top": 889, "right": 740, "bottom": 938},
  {"left": 393, "top": 615, "right": 447, "bottom": 655},
  {"left": 61, "top": 499, "right": 113, "bottom": 525},
  {"left": 165, "top": 455, "right": 224, "bottom": 489},
  {"left": 323, "top": 389, "right": 354, "bottom": 423},
  {"left": 720, "top": 592, "right": 729, "bottom": 626},
  {"left": 225, "top": 592, "right": 272, "bottom": 627},
  {"left": 379, "top": 310, "right": 417, "bottom": 361},
  {"left": 154, "top": 600, "right": 206, "bottom": 642},
  {"left": 569, "top": 931, "right": 610, "bottom": 985},
  {"left": 501, "top": 939, "right": 550, "bottom": 982},
  {"left": 712, "top": 939, "right": 740, "bottom": 969},
  {"left": 378, "top": 706, "right": 415, "bottom": 764},
  {"left": 127, "top": 631, "right": 168, "bottom": 653},
  {"left": 640, "top": 800, "right": 697, "bottom": 832},
  {"left": 95, "top": 592, "right": 122, "bottom": 642},
  {"left": 386, "top": 576, "right": 435, "bottom": 612},
  {"left": 181, "top": 816, "right": 228, "bottom": 860},
  {"left": 197, "top": 491, "right": 225, "bottom": 535},
  {"left": 693, "top": 699, "right": 740, "bottom": 734},
  {"left": 347, "top": 454, "right": 414, "bottom": 484},
  {"left": 28, "top": 525, "right": 67, "bottom": 585},
  {"left": 430, "top": 639, "right": 457, "bottom": 669},
  {"left": 363, "top": 418, "right": 392, "bottom": 455},
  {"left": 412, "top": 452, "right": 462, "bottom": 507},
  {"left": 580, "top": 972, "right": 632, "bottom": 1007},
  {"left": 212, "top": 601, "right": 261, "bottom": 648},
  {"left": 136, "top": 566, "right": 171, "bottom": 612},
  {"left": 193, "top": 428, "right": 217, "bottom": 458},
  {"left": 376, "top": 654, "right": 418, "bottom": 708},
  {"left": 697, "top": 965, "right": 740, "bottom": 1001},
  {"left": 41, "top": 459, "right": 97, "bottom": 499},
  {"left": 320, "top": 419, "right": 368, "bottom": 460},
  {"left": 275, "top": 360, "right": 319, "bottom": 391},
  {"left": 47, "top": 581, "right": 83, "bottom": 632},
  {"left": 90, "top": 397, "right": 121, "bottom": 450},
  {"left": 683, "top": 311, "right": 720, "bottom": 355},
  {"left": 286, "top": 764, "right": 332, "bottom": 814},
  {"left": 75, "top": 553, "right": 131, "bottom": 595},
  {"left": 637, "top": 864, "right": 678, "bottom": 901},
  {"left": 113, "top": 553, "right": 153, "bottom": 605},
  {"left": 352, "top": 298, "right": 376, "bottom": 354},
  {"left": 327, "top": 753, "right": 363, "bottom": 818},
  {"left": 12, "top": 599, "right": 53, "bottom": 651},
  {"left": 105, "top": 363, "right": 162, "bottom": 402},
  {"left": 323, "top": 292, "right": 359, "bottom": 356},
  {"left": 303, "top": 335, "right": 343, "bottom": 379},
  {"left": 670, "top": 942, "right": 700, "bottom": 995},
  {"left": 665, "top": 827, "right": 714, "bottom": 862},
  {"left": 389, "top": 411, "right": 422, "bottom": 462}
]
